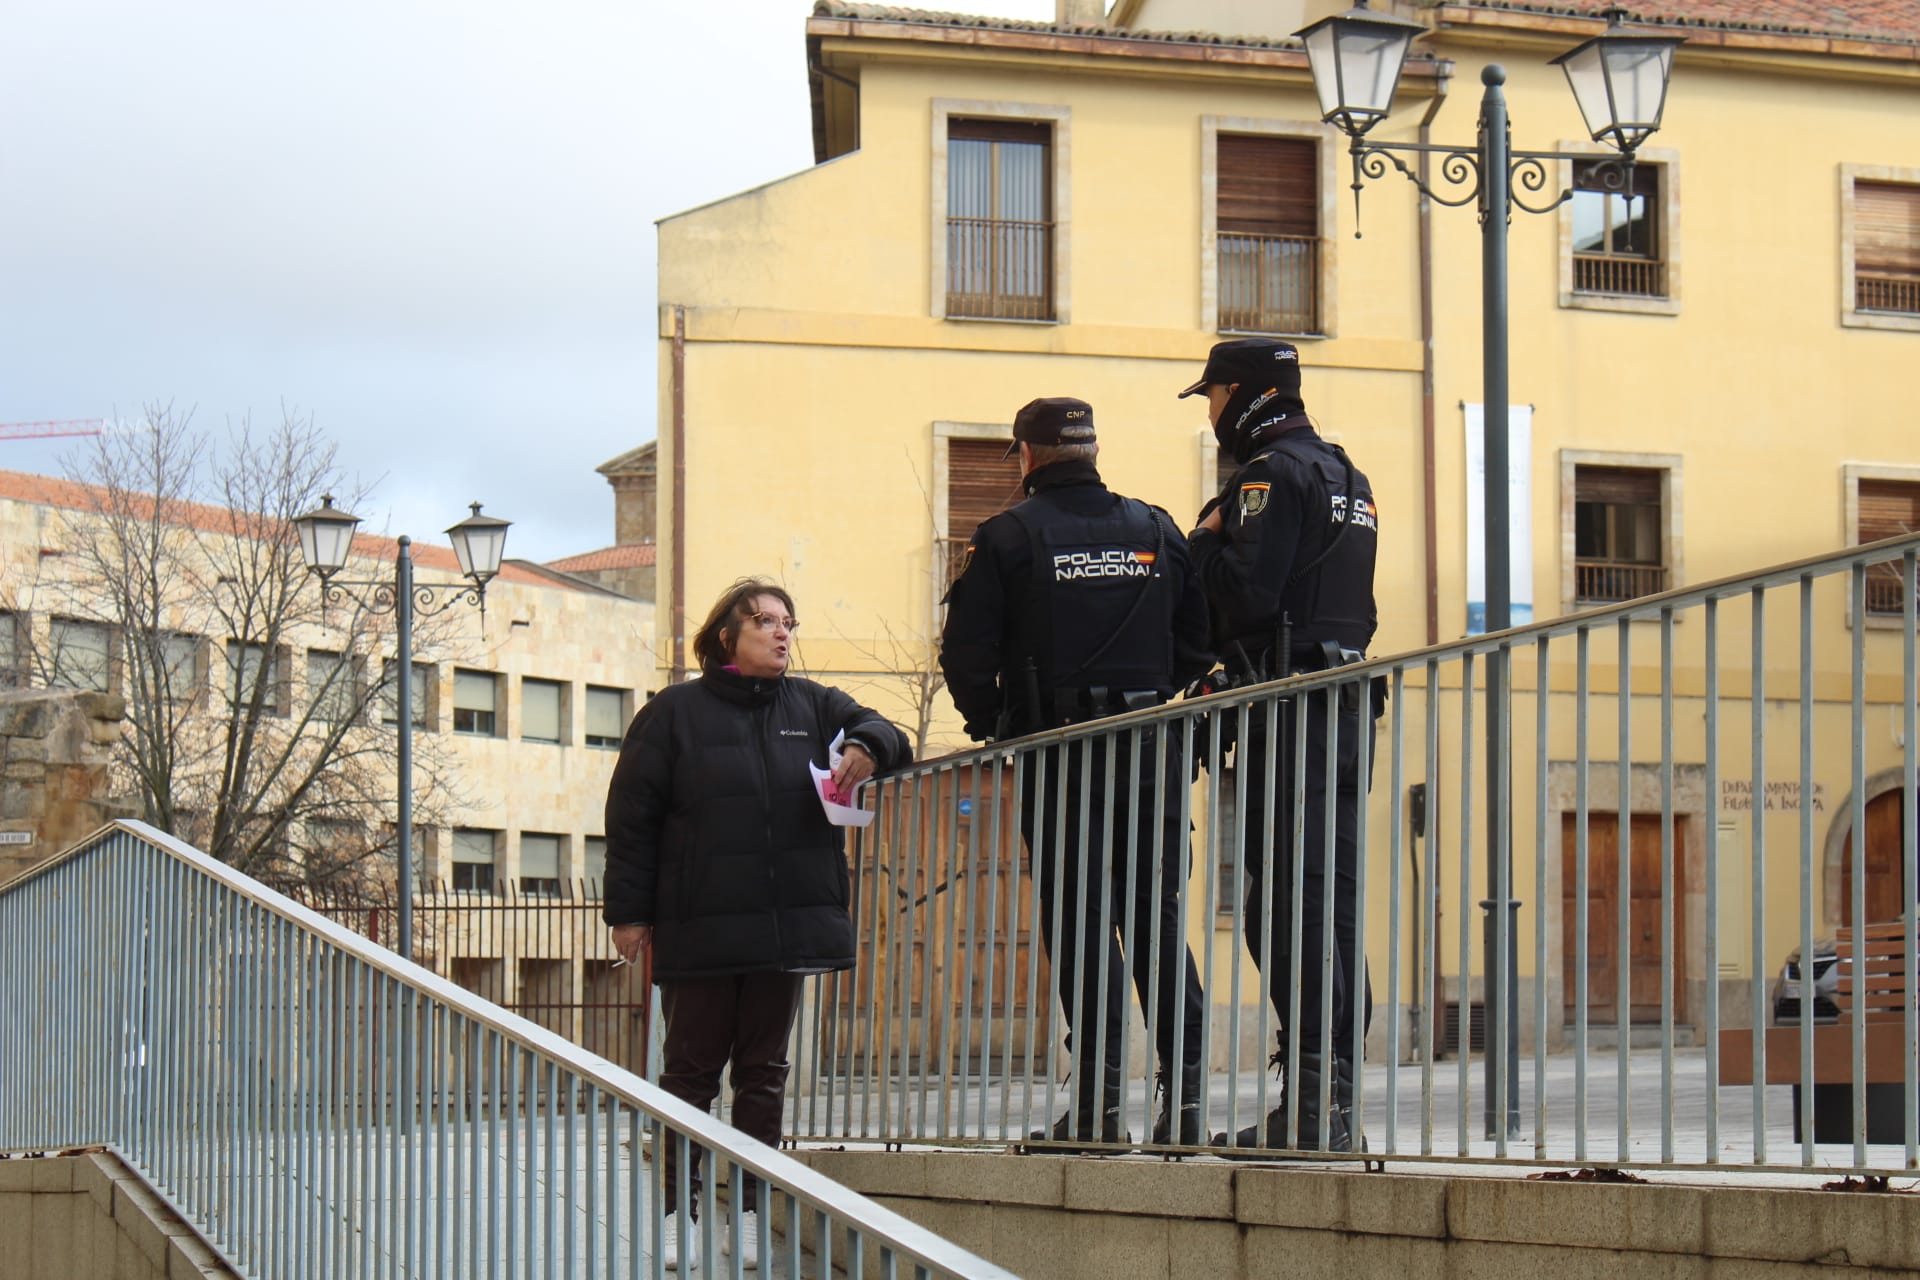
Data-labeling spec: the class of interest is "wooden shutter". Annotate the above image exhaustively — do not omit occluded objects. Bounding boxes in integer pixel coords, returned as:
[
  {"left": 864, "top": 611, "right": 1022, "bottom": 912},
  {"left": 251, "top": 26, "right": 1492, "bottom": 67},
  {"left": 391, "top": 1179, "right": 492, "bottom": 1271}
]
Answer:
[
  {"left": 948, "top": 438, "right": 1023, "bottom": 540},
  {"left": 1856, "top": 182, "right": 1920, "bottom": 274},
  {"left": 1575, "top": 465, "right": 1661, "bottom": 506},
  {"left": 1217, "top": 134, "right": 1317, "bottom": 237},
  {"left": 1859, "top": 479, "right": 1920, "bottom": 542}
]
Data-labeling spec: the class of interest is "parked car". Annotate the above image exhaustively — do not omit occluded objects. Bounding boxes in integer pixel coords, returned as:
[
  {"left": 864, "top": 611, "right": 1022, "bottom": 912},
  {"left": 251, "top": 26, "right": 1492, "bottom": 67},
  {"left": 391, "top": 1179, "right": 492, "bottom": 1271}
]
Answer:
[{"left": 1771, "top": 939, "right": 1841, "bottom": 1024}]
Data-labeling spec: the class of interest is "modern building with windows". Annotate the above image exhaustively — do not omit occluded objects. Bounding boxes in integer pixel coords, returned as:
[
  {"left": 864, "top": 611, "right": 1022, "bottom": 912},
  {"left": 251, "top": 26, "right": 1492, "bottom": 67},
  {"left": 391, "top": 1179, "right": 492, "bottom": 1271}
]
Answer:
[{"left": 648, "top": 0, "right": 1919, "bottom": 1053}]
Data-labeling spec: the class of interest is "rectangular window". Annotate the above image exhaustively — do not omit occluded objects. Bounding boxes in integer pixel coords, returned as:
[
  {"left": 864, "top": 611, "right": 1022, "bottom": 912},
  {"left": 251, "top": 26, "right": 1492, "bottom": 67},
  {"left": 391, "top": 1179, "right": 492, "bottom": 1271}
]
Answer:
[
  {"left": 452, "top": 668, "right": 499, "bottom": 736},
  {"left": 306, "top": 649, "right": 357, "bottom": 723},
  {"left": 142, "top": 632, "right": 201, "bottom": 700},
  {"left": 0, "top": 612, "right": 21, "bottom": 689},
  {"left": 946, "top": 118, "right": 1053, "bottom": 321},
  {"left": 1216, "top": 133, "right": 1320, "bottom": 334},
  {"left": 50, "top": 618, "right": 114, "bottom": 693},
  {"left": 451, "top": 827, "right": 497, "bottom": 894},
  {"left": 942, "top": 436, "right": 1024, "bottom": 594},
  {"left": 1571, "top": 161, "right": 1664, "bottom": 297},
  {"left": 583, "top": 836, "right": 608, "bottom": 890},
  {"left": 1574, "top": 466, "right": 1667, "bottom": 604},
  {"left": 585, "top": 686, "right": 628, "bottom": 749},
  {"left": 381, "top": 660, "right": 432, "bottom": 728},
  {"left": 1855, "top": 180, "right": 1920, "bottom": 315},
  {"left": 521, "top": 678, "right": 563, "bottom": 744},
  {"left": 520, "top": 832, "right": 562, "bottom": 896},
  {"left": 1859, "top": 478, "right": 1920, "bottom": 616},
  {"left": 226, "top": 641, "right": 283, "bottom": 716}
]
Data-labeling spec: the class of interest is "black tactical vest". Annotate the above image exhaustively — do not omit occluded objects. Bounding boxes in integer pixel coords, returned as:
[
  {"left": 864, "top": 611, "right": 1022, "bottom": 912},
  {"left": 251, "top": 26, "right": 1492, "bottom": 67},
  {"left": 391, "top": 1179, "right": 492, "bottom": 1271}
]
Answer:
[{"left": 1003, "top": 494, "right": 1178, "bottom": 727}]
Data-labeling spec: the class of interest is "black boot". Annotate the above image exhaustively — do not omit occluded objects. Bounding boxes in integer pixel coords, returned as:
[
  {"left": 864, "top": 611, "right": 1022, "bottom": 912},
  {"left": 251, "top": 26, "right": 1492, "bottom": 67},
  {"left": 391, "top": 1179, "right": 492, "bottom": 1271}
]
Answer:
[
  {"left": 1212, "top": 1051, "right": 1351, "bottom": 1153},
  {"left": 1030, "top": 1059, "right": 1129, "bottom": 1152},
  {"left": 1150, "top": 1061, "right": 1204, "bottom": 1146},
  {"left": 1333, "top": 1054, "right": 1366, "bottom": 1153}
]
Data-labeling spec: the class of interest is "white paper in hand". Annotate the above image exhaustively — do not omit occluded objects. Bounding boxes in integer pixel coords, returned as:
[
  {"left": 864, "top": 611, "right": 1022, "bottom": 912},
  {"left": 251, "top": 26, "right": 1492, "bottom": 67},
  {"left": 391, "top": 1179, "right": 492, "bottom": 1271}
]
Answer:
[{"left": 810, "top": 729, "right": 876, "bottom": 828}]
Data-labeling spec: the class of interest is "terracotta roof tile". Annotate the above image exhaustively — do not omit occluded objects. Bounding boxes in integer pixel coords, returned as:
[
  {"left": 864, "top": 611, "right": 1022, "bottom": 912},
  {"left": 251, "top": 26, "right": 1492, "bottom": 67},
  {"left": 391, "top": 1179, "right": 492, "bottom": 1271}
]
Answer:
[
  {"left": 545, "top": 544, "right": 657, "bottom": 572},
  {"left": 1443, "top": 1, "right": 1920, "bottom": 44},
  {"left": 0, "top": 468, "right": 567, "bottom": 590}
]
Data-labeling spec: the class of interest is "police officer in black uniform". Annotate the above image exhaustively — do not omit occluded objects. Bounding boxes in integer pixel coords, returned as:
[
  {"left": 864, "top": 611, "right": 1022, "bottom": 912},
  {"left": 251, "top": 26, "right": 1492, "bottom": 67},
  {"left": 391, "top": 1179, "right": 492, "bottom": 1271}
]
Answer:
[
  {"left": 1182, "top": 339, "right": 1380, "bottom": 1153},
  {"left": 940, "top": 396, "right": 1214, "bottom": 1148}
]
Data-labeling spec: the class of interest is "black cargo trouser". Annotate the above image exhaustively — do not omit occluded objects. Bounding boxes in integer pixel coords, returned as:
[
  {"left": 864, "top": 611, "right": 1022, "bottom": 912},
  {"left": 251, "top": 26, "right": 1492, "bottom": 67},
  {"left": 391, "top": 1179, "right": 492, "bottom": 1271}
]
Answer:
[
  {"left": 657, "top": 971, "right": 805, "bottom": 1213},
  {"left": 1018, "top": 726, "right": 1208, "bottom": 1120}
]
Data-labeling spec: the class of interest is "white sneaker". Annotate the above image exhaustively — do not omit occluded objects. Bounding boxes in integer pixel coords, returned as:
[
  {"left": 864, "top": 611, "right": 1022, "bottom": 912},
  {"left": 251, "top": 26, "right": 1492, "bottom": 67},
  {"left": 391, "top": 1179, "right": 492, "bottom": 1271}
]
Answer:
[
  {"left": 661, "top": 1214, "right": 700, "bottom": 1270},
  {"left": 723, "top": 1209, "right": 761, "bottom": 1269}
]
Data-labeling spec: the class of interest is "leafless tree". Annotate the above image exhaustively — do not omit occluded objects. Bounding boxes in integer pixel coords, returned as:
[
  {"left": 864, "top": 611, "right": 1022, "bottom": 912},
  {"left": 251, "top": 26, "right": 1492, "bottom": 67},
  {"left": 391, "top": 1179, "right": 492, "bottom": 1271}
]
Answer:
[{"left": 5, "top": 404, "right": 464, "bottom": 885}]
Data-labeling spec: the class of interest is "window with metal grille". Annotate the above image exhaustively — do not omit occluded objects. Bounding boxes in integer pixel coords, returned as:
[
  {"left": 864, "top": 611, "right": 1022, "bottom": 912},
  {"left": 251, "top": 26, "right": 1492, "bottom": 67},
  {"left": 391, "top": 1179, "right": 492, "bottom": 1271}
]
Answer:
[
  {"left": 453, "top": 668, "right": 498, "bottom": 736},
  {"left": 1217, "top": 133, "right": 1320, "bottom": 334},
  {"left": 451, "top": 827, "right": 497, "bottom": 894},
  {"left": 1571, "top": 161, "right": 1665, "bottom": 297},
  {"left": 520, "top": 831, "right": 562, "bottom": 896},
  {"left": 1859, "top": 478, "right": 1920, "bottom": 615},
  {"left": 521, "top": 677, "right": 563, "bottom": 744},
  {"left": 1855, "top": 181, "right": 1920, "bottom": 315},
  {"left": 51, "top": 618, "right": 115, "bottom": 693},
  {"left": 1574, "top": 465, "right": 1666, "bottom": 604},
  {"left": 585, "top": 685, "right": 627, "bottom": 749},
  {"left": 941, "top": 437, "right": 1023, "bottom": 596},
  {"left": 947, "top": 118, "right": 1053, "bottom": 321}
]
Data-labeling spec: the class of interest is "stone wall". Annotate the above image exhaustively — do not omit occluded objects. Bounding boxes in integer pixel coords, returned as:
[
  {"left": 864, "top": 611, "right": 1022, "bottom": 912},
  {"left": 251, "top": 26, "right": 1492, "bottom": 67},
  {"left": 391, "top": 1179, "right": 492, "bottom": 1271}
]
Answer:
[{"left": 0, "top": 689, "right": 129, "bottom": 884}]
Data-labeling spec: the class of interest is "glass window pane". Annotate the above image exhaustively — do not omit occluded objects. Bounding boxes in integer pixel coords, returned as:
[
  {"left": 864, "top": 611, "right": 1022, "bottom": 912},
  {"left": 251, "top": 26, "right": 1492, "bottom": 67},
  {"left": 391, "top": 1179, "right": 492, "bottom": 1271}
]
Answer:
[
  {"left": 586, "top": 686, "right": 626, "bottom": 746},
  {"left": 381, "top": 660, "right": 431, "bottom": 727},
  {"left": 583, "top": 836, "right": 607, "bottom": 887},
  {"left": 521, "top": 679, "right": 562, "bottom": 743},
  {"left": 0, "top": 613, "right": 16, "bottom": 689},
  {"left": 307, "top": 650, "right": 355, "bottom": 722},
  {"left": 51, "top": 619, "right": 113, "bottom": 692},
  {"left": 227, "top": 641, "right": 276, "bottom": 706},
  {"left": 453, "top": 669, "right": 497, "bottom": 735}
]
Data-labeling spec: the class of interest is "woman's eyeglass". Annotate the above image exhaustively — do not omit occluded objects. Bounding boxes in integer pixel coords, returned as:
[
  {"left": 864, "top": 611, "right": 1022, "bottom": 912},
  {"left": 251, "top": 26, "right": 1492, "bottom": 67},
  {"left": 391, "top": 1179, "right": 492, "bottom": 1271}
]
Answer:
[{"left": 747, "top": 611, "right": 799, "bottom": 634}]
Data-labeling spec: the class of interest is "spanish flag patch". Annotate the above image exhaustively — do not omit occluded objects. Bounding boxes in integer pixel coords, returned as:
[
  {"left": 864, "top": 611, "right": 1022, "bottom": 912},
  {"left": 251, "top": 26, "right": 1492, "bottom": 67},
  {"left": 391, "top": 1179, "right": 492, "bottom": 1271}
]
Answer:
[{"left": 1239, "top": 481, "right": 1270, "bottom": 516}]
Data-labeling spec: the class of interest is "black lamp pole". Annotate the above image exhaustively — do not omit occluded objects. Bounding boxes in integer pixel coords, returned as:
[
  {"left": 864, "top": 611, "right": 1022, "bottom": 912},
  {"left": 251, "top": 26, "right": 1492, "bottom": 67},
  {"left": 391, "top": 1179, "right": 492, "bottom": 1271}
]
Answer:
[{"left": 1297, "top": 2, "right": 1680, "bottom": 1142}]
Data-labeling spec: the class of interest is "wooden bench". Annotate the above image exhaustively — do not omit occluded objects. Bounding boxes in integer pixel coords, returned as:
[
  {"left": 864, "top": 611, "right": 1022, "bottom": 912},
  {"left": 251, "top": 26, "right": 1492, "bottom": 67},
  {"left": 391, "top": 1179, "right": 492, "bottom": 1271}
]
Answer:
[{"left": 1717, "top": 921, "right": 1916, "bottom": 1143}]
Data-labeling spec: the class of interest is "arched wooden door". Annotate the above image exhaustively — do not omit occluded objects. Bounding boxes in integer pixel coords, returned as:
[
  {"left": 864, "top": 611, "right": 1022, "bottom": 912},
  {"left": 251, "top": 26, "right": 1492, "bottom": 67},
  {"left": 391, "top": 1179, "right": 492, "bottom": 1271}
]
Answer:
[{"left": 1839, "top": 789, "right": 1911, "bottom": 926}]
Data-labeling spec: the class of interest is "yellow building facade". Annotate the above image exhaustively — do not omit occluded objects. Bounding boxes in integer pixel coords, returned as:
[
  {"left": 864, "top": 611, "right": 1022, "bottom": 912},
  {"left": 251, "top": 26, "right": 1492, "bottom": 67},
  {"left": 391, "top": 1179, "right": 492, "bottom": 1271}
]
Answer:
[{"left": 654, "top": 1, "right": 1919, "bottom": 1051}]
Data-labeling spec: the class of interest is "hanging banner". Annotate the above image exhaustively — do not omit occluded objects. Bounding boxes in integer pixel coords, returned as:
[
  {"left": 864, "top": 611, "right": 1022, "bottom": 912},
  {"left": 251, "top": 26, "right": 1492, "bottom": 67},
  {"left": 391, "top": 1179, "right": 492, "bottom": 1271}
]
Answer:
[{"left": 1464, "top": 403, "right": 1534, "bottom": 635}]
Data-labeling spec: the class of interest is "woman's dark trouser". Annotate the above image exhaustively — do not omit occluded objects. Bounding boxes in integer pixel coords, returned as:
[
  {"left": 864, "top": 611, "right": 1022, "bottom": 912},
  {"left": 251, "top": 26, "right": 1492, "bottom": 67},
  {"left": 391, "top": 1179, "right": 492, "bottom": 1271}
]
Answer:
[
  {"left": 657, "top": 971, "right": 805, "bottom": 1214},
  {"left": 1019, "top": 727, "right": 1208, "bottom": 1123},
  {"left": 1236, "top": 681, "right": 1373, "bottom": 1071}
]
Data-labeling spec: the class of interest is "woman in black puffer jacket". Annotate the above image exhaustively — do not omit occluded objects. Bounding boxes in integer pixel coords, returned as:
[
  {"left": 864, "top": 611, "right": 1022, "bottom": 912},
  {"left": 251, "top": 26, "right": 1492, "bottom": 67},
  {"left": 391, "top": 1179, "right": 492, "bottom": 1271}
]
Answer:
[{"left": 603, "top": 576, "right": 908, "bottom": 1259}]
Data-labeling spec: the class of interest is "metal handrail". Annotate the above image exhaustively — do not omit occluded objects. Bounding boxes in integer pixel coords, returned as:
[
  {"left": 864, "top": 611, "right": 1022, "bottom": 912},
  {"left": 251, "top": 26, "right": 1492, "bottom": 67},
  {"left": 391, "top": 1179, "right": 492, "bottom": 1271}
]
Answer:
[
  {"left": 0, "top": 820, "right": 1015, "bottom": 1280},
  {"left": 790, "top": 534, "right": 1919, "bottom": 1175}
]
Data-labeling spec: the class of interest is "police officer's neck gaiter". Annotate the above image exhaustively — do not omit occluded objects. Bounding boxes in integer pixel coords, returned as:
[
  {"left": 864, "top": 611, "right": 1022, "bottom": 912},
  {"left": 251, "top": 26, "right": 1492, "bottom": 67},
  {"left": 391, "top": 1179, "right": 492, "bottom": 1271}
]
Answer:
[{"left": 1214, "top": 383, "right": 1305, "bottom": 463}]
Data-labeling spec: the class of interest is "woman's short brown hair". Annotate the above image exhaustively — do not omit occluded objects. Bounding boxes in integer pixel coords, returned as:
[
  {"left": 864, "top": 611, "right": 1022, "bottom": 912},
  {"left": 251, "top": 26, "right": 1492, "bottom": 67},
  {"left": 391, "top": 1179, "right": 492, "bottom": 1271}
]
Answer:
[{"left": 692, "top": 577, "right": 797, "bottom": 672}]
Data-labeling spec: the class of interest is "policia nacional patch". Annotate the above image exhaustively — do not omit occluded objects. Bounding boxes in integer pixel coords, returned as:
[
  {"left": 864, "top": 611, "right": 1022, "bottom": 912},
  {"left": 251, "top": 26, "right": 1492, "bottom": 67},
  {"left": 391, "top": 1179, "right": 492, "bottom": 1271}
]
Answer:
[{"left": 1239, "top": 481, "right": 1270, "bottom": 517}]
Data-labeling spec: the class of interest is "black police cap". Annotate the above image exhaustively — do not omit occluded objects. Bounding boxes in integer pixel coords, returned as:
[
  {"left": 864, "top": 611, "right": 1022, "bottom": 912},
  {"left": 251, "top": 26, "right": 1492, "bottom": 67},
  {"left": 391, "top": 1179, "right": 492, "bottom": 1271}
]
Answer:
[
  {"left": 1177, "top": 338, "right": 1302, "bottom": 399},
  {"left": 1004, "top": 397, "right": 1097, "bottom": 459}
]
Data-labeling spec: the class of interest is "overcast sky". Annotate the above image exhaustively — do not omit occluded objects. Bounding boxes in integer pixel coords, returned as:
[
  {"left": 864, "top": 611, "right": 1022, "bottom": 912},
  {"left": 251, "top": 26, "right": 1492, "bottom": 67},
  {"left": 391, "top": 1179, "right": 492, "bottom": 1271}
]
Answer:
[{"left": 0, "top": 0, "right": 1056, "bottom": 562}]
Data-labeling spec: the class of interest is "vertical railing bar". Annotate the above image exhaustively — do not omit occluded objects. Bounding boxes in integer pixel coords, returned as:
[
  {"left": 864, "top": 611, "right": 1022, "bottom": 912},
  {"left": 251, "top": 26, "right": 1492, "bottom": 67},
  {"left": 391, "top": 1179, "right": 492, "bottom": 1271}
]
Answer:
[
  {"left": 1751, "top": 585, "right": 1769, "bottom": 1164},
  {"left": 1257, "top": 690, "right": 1280, "bottom": 1140},
  {"left": 1534, "top": 638, "right": 1551, "bottom": 1158},
  {"left": 977, "top": 756, "right": 1004, "bottom": 1142},
  {"left": 1616, "top": 618, "right": 1632, "bottom": 1162},
  {"left": 1493, "top": 643, "right": 1512, "bottom": 1161},
  {"left": 1208, "top": 710, "right": 1233, "bottom": 1138},
  {"left": 1352, "top": 672, "right": 1372, "bottom": 1156},
  {"left": 1117, "top": 725, "right": 1142, "bottom": 1144},
  {"left": 1421, "top": 658, "right": 1441, "bottom": 1156},
  {"left": 1386, "top": 665, "right": 1407, "bottom": 1155},
  {"left": 1288, "top": 686, "right": 1310, "bottom": 1150},
  {"left": 1849, "top": 563, "right": 1869, "bottom": 1170},
  {"left": 1318, "top": 683, "right": 1340, "bottom": 1152},
  {"left": 1704, "top": 595, "right": 1722, "bottom": 1162},
  {"left": 917, "top": 769, "right": 948, "bottom": 1138},
  {"left": 1799, "top": 574, "right": 1818, "bottom": 1169},
  {"left": 1905, "top": 549, "right": 1919, "bottom": 1171},
  {"left": 1021, "top": 747, "right": 1047, "bottom": 1143},
  {"left": 1660, "top": 606, "right": 1677, "bottom": 1164},
  {"left": 938, "top": 763, "right": 965, "bottom": 1141},
  {"left": 958, "top": 761, "right": 984, "bottom": 1141},
  {"left": 1456, "top": 652, "right": 1475, "bottom": 1157}
]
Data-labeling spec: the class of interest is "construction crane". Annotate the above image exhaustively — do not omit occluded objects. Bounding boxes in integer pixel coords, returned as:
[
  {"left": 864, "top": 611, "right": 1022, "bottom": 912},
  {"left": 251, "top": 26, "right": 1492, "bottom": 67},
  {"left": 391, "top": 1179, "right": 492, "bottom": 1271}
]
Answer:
[{"left": 0, "top": 419, "right": 105, "bottom": 442}]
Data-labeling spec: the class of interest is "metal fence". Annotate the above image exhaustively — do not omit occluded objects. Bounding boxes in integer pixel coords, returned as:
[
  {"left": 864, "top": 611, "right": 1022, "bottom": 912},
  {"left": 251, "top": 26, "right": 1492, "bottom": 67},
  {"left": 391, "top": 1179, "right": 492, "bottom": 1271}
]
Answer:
[
  {"left": 0, "top": 822, "right": 1016, "bottom": 1280},
  {"left": 1217, "top": 232, "right": 1319, "bottom": 335},
  {"left": 288, "top": 879, "right": 651, "bottom": 1078},
  {"left": 789, "top": 534, "right": 1919, "bottom": 1175}
]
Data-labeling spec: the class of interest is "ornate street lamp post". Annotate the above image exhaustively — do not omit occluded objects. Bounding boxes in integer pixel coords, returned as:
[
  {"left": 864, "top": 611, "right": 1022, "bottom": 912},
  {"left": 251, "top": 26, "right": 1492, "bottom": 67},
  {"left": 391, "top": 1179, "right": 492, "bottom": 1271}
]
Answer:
[
  {"left": 293, "top": 495, "right": 511, "bottom": 959},
  {"left": 1295, "top": 1, "right": 1680, "bottom": 1140}
]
